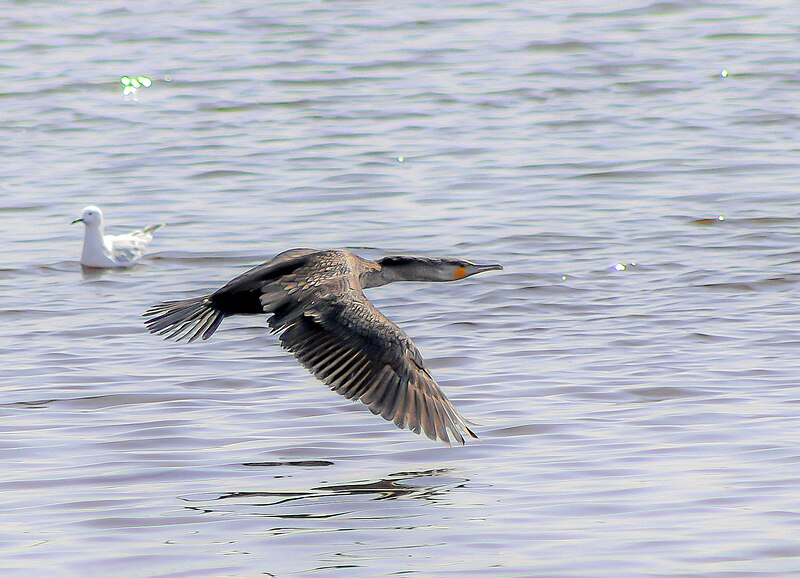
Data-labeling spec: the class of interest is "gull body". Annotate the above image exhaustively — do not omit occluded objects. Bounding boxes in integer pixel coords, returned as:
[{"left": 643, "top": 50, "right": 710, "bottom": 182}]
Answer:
[
  {"left": 72, "top": 205, "right": 163, "bottom": 268},
  {"left": 144, "top": 248, "right": 502, "bottom": 445}
]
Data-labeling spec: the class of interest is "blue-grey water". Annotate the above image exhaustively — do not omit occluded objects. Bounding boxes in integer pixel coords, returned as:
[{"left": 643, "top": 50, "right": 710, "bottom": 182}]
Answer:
[{"left": 3, "top": 1, "right": 800, "bottom": 576}]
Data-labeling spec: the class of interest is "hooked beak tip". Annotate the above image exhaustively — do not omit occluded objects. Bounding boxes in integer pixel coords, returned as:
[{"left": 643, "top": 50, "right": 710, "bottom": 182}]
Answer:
[
  {"left": 476, "top": 263, "right": 503, "bottom": 273},
  {"left": 71, "top": 218, "right": 84, "bottom": 225}
]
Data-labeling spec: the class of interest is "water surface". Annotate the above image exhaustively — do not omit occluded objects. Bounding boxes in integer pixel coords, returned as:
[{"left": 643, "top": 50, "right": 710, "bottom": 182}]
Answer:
[{"left": 3, "top": 1, "right": 800, "bottom": 576}]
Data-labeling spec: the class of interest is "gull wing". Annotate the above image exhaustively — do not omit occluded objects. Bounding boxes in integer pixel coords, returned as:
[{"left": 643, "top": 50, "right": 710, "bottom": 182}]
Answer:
[
  {"left": 109, "top": 224, "right": 162, "bottom": 264},
  {"left": 264, "top": 275, "right": 477, "bottom": 446}
]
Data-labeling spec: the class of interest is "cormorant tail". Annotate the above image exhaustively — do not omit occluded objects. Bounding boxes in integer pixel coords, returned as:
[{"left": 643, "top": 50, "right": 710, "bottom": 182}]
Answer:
[{"left": 143, "top": 296, "right": 225, "bottom": 342}]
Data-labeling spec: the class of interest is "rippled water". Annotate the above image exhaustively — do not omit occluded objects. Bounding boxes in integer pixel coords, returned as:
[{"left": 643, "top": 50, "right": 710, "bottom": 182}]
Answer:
[{"left": 3, "top": 1, "right": 800, "bottom": 575}]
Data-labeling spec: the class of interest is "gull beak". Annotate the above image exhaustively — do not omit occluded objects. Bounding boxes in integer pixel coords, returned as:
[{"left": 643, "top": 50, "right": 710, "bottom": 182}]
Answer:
[{"left": 71, "top": 218, "right": 84, "bottom": 225}]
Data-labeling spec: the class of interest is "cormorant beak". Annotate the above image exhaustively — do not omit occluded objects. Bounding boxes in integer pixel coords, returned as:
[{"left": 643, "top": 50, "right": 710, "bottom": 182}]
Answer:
[
  {"left": 468, "top": 263, "right": 503, "bottom": 275},
  {"left": 71, "top": 218, "right": 84, "bottom": 225}
]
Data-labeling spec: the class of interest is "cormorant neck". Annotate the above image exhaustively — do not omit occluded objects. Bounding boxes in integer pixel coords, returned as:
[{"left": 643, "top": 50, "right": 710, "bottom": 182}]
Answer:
[{"left": 361, "top": 257, "right": 452, "bottom": 289}]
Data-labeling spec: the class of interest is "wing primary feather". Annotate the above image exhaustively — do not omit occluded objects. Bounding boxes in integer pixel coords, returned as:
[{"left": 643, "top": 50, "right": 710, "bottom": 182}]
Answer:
[
  {"left": 285, "top": 320, "right": 335, "bottom": 352},
  {"left": 324, "top": 352, "right": 365, "bottom": 386},
  {"left": 415, "top": 389, "right": 437, "bottom": 442},
  {"left": 404, "top": 389, "right": 420, "bottom": 435},
  {"left": 296, "top": 342, "right": 337, "bottom": 366},
  {"left": 315, "top": 354, "right": 353, "bottom": 383},
  {"left": 332, "top": 352, "right": 370, "bottom": 385},
  {"left": 425, "top": 396, "right": 449, "bottom": 446},
  {"left": 375, "top": 372, "right": 403, "bottom": 411},
  {"left": 287, "top": 329, "right": 335, "bottom": 357},
  {"left": 305, "top": 344, "right": 348, "bottom": 374},
  {"left": 391, "top": 377, "right": 410, "bottom": 430},
  {"left": 362, "top": 367, "right": 395, "bottom": 407},
  {"left": 438, "top": 405, "right": 468, "bottom": 445},
  {"left": 316, "top": 349, "right": 360, "bottom": 382},
  {"left": 368, "top": 373, "right": 401, "bottom": 419},
  {"left": 355, "top": 365, "right": 391, "bottom": 404},
  {"left": 378, "top": 373, "right": 403, "bottom": 421},
  {"left": 334, "top": 361, "right": 374, "bottom": 399},
  {"left": 433, "top": 399, "right": 455, "bottom": 446},
  {"left": 275, "top": 320, "right": 308, "bottom": 343}
]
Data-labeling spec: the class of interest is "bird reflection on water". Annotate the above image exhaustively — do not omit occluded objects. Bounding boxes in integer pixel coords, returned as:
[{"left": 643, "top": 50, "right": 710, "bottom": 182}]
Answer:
[{"left": 180, "top": 468, "right": 468, "bottom": 519}]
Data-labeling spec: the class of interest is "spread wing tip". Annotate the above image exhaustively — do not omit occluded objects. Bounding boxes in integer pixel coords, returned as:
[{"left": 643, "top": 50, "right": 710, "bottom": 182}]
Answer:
[{"left": 368, "top": 384, "right": 478, "bottom": 446}]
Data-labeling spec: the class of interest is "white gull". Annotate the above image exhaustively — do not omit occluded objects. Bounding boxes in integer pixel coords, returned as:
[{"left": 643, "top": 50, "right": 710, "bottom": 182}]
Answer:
[{"left": 72, "top": 205, "right": 164, "bottom": 268}]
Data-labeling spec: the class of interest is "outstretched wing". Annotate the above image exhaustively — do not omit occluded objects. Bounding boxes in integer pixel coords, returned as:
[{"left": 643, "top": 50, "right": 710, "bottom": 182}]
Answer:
[{"left": 265, "top": 273, "right": 477, "bottom": 446}]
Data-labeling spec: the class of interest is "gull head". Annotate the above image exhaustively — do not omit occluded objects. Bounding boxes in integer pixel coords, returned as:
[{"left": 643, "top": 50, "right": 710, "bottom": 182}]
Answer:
[{"left": 72, "top": 205, "right": 104, "bottom": 227}]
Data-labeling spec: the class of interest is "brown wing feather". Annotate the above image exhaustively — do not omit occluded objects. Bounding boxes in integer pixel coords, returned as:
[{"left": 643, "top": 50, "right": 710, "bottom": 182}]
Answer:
[{"left": 263, "top": 259, "right": 476, "bottom": 445}]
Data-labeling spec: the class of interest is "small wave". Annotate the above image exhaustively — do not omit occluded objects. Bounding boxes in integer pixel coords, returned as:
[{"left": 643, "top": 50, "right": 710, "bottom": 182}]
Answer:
[
  {"left": 242, "top": 460, "right": 334, "bottom": 467},
  {"left": 189, "top": 170, "right": 259, "bottom": 179}
]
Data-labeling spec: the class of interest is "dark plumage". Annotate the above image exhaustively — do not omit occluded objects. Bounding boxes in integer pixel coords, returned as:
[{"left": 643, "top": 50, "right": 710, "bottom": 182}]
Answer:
[{"left": 144, "top": 248, "right": 502, "bottom": 445}]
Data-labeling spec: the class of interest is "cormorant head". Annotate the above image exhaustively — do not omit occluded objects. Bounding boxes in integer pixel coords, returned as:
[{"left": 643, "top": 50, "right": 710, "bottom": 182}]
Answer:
[
  {"left": 378, "top": 256, "right": 503, "bottom": 282},
  {"left": 448, "top": 258, "right": 504, "bottom": 280}
]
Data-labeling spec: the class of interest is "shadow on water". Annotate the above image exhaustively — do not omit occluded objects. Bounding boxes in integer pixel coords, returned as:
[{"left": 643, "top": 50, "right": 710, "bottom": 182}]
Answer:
[
  {"left": 80, "top": 263, "right": 149, "bottom": 280},
  {"left": 242, "top": 460, "right": 336, "bottom": 468},
  {"left": 80, "top": 264, "right": 109, "bottom": 280},
  {"left": 180, "top": 468, "right": 468, "bottom": 519}
]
